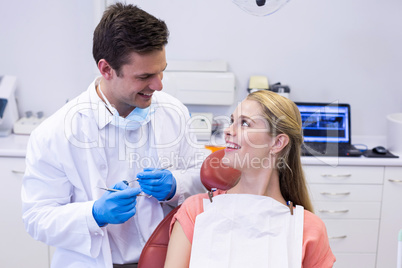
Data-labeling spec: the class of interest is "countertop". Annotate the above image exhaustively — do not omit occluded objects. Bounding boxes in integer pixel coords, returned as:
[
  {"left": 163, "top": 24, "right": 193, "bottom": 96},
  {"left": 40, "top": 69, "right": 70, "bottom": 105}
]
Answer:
[
  {"left": 1, "top": 134, "right": 402, "bottom": 166},
  {"left": 0, "top": 134, "right": 30, "bottom": 157}
]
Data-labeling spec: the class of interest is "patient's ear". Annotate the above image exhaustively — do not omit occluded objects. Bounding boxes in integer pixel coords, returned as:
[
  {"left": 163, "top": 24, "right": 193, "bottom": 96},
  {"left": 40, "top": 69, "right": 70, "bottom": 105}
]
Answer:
[{"left": 271, "top": 134, "right": 289, "bottom": 154}]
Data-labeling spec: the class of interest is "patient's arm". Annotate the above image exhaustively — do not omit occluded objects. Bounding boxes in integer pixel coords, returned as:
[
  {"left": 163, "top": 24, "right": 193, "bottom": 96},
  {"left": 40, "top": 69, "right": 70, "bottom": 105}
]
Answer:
[{"left": 164, "top": 221, "right": 191, "bottom": 268}]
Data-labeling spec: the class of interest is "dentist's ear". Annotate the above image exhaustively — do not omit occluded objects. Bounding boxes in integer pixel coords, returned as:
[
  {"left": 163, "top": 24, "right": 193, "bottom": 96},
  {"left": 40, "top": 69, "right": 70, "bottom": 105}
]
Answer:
[
  {"left": 271, "top": 134, "right": 289, "bottom": 154},
  {"left": 98, "top": 59, "right": 114, "bottom": 80}
]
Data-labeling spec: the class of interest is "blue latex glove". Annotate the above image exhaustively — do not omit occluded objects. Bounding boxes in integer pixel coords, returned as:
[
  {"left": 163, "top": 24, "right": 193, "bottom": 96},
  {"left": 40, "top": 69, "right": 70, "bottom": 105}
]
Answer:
[
  {"left": 93, "top": 181, "right": 142, "bottom": 227},
  {"left": 137, "top": 168, "right": 177, "bottom": 201}
]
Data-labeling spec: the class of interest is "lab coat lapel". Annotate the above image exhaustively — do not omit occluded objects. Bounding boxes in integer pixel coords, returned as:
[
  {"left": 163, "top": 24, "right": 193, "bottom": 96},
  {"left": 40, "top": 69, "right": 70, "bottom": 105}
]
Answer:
[
  {"left": 149, "top": 103, "right": 165, "bottom": 162},
  {"left": 82, "top": 123, "right": 108, "bottom": 199},
  {"left": 75, "top": 90, "right": 109, "bottom": 199},
  {"left": 74, "top": 89, "right": 114, "bottom": 268},
  {"left": 150, "top": 111, "right": 162, "bottom": 156}
]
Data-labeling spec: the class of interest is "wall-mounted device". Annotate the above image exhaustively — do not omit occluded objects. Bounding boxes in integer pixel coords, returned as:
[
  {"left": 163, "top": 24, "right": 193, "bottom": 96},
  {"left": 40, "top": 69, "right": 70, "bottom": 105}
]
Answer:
[
  {"left": 162, "top": 60, "right": 236, "bottom": 105},
  {"left": 0, "top": 75, "right": 19, "bottom": 137},
  {"left": 189, "top": 112, "right": 214, "bottom": 142}
]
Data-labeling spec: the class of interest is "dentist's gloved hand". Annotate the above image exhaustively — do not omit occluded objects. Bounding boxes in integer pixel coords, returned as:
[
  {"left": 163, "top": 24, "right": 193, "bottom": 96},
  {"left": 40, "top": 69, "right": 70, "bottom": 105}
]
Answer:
[
  {"left": 92, "top": 181, "right": 142, "bottom": 227},
  {"left": 137, "top": 168, "right": 177, "bottom": 201}
]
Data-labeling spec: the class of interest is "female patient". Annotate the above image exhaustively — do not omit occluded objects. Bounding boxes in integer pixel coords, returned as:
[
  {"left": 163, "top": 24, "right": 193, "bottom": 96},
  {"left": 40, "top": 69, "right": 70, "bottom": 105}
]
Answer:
[{"left": 164, "top": 90, "right": 335, "bottom": 268}]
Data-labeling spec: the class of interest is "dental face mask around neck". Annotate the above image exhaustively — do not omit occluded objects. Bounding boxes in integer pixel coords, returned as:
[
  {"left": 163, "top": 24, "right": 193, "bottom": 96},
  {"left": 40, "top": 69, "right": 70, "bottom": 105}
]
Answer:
[{"left": 98, "top": 83, "right": 152, "bottom": 130}]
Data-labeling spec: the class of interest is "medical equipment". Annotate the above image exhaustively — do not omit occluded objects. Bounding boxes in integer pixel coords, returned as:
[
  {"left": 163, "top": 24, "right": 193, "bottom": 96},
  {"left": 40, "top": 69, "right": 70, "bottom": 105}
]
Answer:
[
  {"left": 0, "top": 75, "right": 19, "bottom": 137},
  {"left": 97, "top": 187, "right": 151, "bottom": 197},
  {"left": 190, "top": 113, "right": 213, "bottom": 142},
  {"left": 162, "top": 60, "right": 236, "bottom": 105},
  {"left": 97, "top": 187, "right": 121, "bottom": 192},
  {"left": 13, "top": 111, "right": 46, "bottom": 135},
  {"left": 99, "top": 164, "right": 176, "bottom": 201},
  {"left": 98, "top": 164, "right": 174, "bottom": 195}
]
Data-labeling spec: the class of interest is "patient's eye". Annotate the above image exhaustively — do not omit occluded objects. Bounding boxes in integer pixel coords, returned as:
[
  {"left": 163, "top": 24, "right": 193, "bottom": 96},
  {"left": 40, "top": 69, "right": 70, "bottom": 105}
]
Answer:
[{"left": 241, "top": 120, "right": 250, "bottom": 127}]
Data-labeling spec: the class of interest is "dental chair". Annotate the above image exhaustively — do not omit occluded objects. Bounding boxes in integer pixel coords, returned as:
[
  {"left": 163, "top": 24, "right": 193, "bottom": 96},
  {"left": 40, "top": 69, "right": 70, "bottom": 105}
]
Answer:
[{"left": 138, "top": 149, "right": 241, "bottom": 268}]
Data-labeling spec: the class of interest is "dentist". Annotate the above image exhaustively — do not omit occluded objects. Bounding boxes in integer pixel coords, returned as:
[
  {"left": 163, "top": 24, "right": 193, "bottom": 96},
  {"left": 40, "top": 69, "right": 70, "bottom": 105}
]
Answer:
[{"left": 21, "top": 3, "right": 205, "bottom": 268}]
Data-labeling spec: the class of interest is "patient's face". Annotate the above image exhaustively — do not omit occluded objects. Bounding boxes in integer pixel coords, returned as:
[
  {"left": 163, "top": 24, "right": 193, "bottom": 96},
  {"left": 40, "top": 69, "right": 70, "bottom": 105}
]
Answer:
[{"left": 224, "top": 99, "right": 274, "bottom": 170}]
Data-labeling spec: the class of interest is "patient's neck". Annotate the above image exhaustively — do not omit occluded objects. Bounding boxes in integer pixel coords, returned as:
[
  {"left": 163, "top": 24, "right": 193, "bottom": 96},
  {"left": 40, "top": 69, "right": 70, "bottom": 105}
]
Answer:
[{"left": 227, "top": 168, "right": 286, "bottom": 206}]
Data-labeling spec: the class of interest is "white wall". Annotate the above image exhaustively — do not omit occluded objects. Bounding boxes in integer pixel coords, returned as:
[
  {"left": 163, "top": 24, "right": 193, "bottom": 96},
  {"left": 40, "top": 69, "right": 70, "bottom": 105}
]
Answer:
[
  {"left": 130, "top": 0, "right": 402, "bottom": 137},
  {"left": 1, "top": 0, "right": 401, "bottom": 137},
  {"left": 0, "top": 0, "right": 95, "bottom": 118}
]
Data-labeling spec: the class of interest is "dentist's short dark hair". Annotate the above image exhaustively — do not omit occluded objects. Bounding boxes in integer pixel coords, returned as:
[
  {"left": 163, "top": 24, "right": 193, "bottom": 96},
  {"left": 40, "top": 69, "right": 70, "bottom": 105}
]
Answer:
[{"left": 93, "top": 3, "right": 169, "bottom": 77}]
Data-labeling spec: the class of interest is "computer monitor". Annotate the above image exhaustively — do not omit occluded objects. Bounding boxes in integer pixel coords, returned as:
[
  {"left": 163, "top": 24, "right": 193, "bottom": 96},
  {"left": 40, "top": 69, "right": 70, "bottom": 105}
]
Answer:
[{"left": 295, "top": 102, "right": 351, "bottom": 144}]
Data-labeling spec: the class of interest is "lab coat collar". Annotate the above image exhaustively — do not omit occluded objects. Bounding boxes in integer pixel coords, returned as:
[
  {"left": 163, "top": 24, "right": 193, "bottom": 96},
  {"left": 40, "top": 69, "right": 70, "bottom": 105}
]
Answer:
[{"left": 88, "top": 77, "right": 112, "bottom": 130}]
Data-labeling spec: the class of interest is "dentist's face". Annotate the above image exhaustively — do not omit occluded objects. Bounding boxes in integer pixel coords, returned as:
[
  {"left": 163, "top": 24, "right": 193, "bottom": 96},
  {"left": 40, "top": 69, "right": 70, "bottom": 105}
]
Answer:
[
  {"left": 106, "top": 48, "right": 167, "bottom": 117},
  {"left": 224, "top": 99, "right": 274, "bottom": 170}
]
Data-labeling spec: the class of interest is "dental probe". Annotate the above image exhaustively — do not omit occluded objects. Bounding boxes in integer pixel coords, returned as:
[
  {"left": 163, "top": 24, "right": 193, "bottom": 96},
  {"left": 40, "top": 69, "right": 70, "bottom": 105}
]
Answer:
[{"left": 97, "top": 187, "right": 151, "bottom": 197}]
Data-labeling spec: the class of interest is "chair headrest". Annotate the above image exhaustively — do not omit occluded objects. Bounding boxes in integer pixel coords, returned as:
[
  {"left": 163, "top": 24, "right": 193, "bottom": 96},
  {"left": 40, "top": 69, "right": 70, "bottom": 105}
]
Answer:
[{"left": 200, "top": 149, "right": 241, "bottom": 191}]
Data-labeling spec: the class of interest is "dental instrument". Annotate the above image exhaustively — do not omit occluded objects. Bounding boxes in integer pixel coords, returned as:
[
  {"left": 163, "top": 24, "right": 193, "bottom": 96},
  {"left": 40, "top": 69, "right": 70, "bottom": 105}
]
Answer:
[{"left": 97, "top": 186, "right": 152, "bottom": 197}]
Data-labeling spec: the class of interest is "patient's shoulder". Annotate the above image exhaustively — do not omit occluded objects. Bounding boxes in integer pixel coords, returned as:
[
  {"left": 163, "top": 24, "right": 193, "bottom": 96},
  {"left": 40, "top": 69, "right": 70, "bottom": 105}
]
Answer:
[
  {"left": 302, "top": 210, "right": 336, "bottom": 267},
  {"left": 303, "top": 210, "right": 330, "bottom": 245},
  {"left": 303, "top": 210, "right": 327, "bottom": 234},
  {"left": 181, "top": 189, "right": 226, "bottom": 213},
  {"left": 181, "top": 193, "right": 208, "bottom": 213}
]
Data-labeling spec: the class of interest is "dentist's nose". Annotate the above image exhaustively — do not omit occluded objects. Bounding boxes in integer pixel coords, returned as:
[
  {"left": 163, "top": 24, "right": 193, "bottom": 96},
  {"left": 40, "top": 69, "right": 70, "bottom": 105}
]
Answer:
[{"left": 150, "top": 73, "right": 163, "bottom": 91}]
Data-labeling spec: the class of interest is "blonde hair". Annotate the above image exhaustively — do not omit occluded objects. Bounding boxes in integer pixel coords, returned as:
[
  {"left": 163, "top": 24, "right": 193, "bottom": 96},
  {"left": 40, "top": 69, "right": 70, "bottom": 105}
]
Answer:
[{"left": 247, "top": 90, "right": 314, "bottom": 212}]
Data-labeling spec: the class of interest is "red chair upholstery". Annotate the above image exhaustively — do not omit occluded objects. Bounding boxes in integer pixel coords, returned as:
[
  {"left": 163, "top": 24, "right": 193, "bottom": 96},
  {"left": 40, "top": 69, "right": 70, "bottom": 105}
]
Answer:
[
  {"left": 199, "top": 149, "right": 241, "bottom": 191},
  {"left": 137, "top": 205, "right": 181, "bottom": 268},
  {"left": 138, "top": 149, "right": 241, "bottom": 268}
]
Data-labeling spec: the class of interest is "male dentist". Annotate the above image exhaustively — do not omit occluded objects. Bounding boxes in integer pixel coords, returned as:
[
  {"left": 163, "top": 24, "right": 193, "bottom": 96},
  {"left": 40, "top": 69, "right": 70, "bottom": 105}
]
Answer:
[{"left": 22, "top": 3, "right": 205, "bottom": 268}]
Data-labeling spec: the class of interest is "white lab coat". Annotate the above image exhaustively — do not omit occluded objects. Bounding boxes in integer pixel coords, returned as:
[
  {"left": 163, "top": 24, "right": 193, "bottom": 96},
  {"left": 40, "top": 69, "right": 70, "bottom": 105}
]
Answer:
[{"left": 21, "top": 79, "right": 206, "bottom": 268}]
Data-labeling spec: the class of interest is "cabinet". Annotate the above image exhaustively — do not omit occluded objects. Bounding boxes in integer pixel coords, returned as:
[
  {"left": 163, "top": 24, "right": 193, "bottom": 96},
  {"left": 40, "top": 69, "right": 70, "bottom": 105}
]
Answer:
[
  {"left": 0, "top": 156, "right": 50, "bottom": 267},
  {"left": 303, "top": 165, "right": 383, "bottom": 268},
  {"left": 376, "top": 166, "right": 402, "bottom": 268}
]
